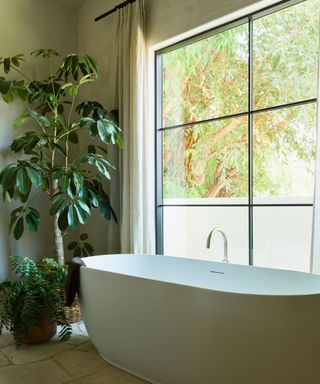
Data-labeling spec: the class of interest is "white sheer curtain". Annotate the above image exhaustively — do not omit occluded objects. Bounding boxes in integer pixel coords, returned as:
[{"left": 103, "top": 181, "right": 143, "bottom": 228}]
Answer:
[
  {"left": 311, "top": 47, "right": 320, "bottom": 274},
  {"left": 114, "top": 0, "right": 155, "bottom": 254}
]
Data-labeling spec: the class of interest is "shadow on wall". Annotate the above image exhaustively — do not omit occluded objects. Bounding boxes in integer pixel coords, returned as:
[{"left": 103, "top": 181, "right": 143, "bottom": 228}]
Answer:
[
  {"left": 0, "top": 183, "right": 10, "bottom": 280},
  {"left": 0, "top": 100, "right": 19, "bottom": 281},
  {"left": 0, "top": 101, "right": 52, "bottom": 281}
]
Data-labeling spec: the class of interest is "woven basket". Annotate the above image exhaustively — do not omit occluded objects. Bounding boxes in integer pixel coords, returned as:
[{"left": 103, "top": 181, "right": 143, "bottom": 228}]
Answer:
[
  {"left": 59, "top": 291, "right": 82, "bottom": 324},
  {"left": 64, "top": 294, "right": 82, "bottom": 323}
]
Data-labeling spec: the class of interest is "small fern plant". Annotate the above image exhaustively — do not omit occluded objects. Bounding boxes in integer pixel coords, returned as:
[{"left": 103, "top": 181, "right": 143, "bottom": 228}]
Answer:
[{"left": 0, "top": 256, "right": 72, "bottom": 348}]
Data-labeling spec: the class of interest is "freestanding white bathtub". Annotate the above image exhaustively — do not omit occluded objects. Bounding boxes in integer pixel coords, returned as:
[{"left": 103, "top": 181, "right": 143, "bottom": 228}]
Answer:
[{"left": 79, "top": 254, "right": 320, "bottom": 384}]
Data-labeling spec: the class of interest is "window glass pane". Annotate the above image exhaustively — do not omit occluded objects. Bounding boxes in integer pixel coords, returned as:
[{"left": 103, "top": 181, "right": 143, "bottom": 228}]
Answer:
[
  {"left": 253, "top": 207, "right": 312, "bottom": 272},
  {"left": 158, "top": 0, "right": 318, "bottom": 273},
  {"left": 253, "top": 0, "right": 319, "bottom": 109},
  {"left": 163, "top": 206, "right": 248, "bottom": 265},
  {"left": 162, "top": 23, "right": 248, "bottom": 127},
  {"left": 163, "top": 117, "right": 248, "bottom": 200},
  {"left": 253, "top": 103, "right": 316, "bottom": 203}
]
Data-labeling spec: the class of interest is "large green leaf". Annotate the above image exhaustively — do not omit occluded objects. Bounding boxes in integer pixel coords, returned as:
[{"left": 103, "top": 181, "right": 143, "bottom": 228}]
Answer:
[
  {"left": 84, "top": 55, "right": 99, "bottom": 78},
  {"left": 67, "top": 181, "right": 77, "bottom": 198},
  {"left": 77, "top": 200, "right": 90, "bottom": 214},
  {"left": 28, "top": 207, "right": 40, "bottom": 224},
  {"left": 26, "top": 166, "right": 42, "bottom": 186},
  {"left": 74, "top": 204, "right": 86, "bottom": 225},
  {"left": 67, "top": 205, "right": 79, "bottom": 228},
  {"left": 96, "top": 161, "right": 111, "bottom": 180},
  {"left": 116, "top": 134, "right": 124, "bottom": 149},
  {"left": 68, "top": 84, "right": 78, "bottom": 98},
  {"left": 80, "top": 117, "right": 97, "bottom": 137},
  {"left": 87, "top": 145, "right": 96, "bottom": 154},
  {"left": 99, "top": 157, "right": 115, "bottom": 169},
  {"left": 79, "top": 74, "right": 94, "bottom": 86},
  {"left": 13, "top": 114, "right": 29, "bottom": 129},
  {"left": 53, "top": 143, "right": 66, "bottom": 156},
  {"left": 0, "top": 164, "right": 17, "bottom": 190},
  {"left": 3, "top": 58, "right": 10, "bottom": 74},
  {"left": 99, "top": 200, "right": 112, "bottom": 220},
  {"left": 11, "top": 57, "right": 21, "bottom": 67},
  {"left": 38, "top": 115, "right": 51, "bottom": 128},
  {"left": 78, "top": 187, "right": 88, "bottom": 201},
  {"left": 58, "top": 206, "right": 69, "bottom": 231},
  {"left": 49, "top": 194, "right": 66, "bottom": 216},
  {"left": 59, "top": 174, "right": 69, "bottom": 193},
  {"left": 73, "top": 171, "right": 83, "bottom": 191},
  {"left": 16, "top": 168, "right": 31, "bottom": 195},
  {"left": 26, "top": 213, "right": 39, "bottom": 232},
  {"left": 19, "top": 186, "right": 31, "bottom": 203},
  {"left": 69, "top": 132, "right": 78, "bottom": 144},
  {"left": 31, "top": 49, "right": 59, "bottom": 58},
  {"left": 11, "top": 131, "right": 40, "bottom": 154},
  {"left": 0, "top": 79, "right": 11, "bottom": 94},
  {"left": 13, "top": 217, "right": 24, "bottom": 240},
  {"left": 88, "top": 188, "right": 99, "bottom": 207},
  {"left": 9, "top": 206, "right": 23, "bottom": 233},
  {"left": 2, "top": 91, "right": 14, "bottom": 103},
  {"left": 97, "top": 120, "right": 107, "bottom": 142}
]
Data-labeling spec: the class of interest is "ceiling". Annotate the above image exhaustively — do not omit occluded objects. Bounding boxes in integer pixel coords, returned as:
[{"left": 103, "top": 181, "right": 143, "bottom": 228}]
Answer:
[{"left": 53, "top": 0, "right": 87, "bottom": 10}]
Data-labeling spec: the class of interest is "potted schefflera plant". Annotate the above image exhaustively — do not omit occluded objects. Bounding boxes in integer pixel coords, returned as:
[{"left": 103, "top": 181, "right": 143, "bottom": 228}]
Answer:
[
  {"left": 0, "top": 49, "right": 122, "bottom": 342},
  {"left": 0, "top": 49, "right": 122, "bottom": 263}
]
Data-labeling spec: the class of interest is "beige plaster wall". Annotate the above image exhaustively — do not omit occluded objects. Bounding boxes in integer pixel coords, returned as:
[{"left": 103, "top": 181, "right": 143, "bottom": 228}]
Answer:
[
  {"left": 0, "top": 0, "right": 78, "bottom": 280},
  {"left": 145, "top": 0, "right": 262, "bottom": 46},
  {"left": 78, "top": 0, "right": 121, "bottom": 256}
]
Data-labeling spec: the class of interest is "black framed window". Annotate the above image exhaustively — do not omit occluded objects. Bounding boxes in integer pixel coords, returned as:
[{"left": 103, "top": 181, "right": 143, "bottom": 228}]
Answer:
[{"left": 155, "top": 0, "right": 319, "bottom": 272}]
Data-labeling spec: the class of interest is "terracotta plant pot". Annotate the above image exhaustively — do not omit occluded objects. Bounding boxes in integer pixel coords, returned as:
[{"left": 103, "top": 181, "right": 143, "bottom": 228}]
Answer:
[{"left": 21, "top": 312, "right": 57, "bottom": 344}]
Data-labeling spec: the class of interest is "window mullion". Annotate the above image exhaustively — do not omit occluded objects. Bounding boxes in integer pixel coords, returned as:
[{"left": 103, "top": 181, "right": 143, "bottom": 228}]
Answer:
[
  {"left": 155, "top": 54, "right": 164, "bottom": 255},
  {"left": 249, "top": 16, "right": 254, "bottom": 266}
]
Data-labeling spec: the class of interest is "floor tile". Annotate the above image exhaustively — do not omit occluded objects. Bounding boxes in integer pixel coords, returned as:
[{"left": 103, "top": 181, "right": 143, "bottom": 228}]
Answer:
[
  {"left": 0, "top": 322, "right": 148, "bottom": 383},
  {"left": 0, "top": 331, "right": 14, "bottom": 348},
  {"left": 0, "top": 351, "right": 10, "bottom": 367},
  {"left": 75, "top": 366, "right": 148, "bottom": 384},
  {"left": 0, "top": 359, "right": 70, "bottom": 384},
  {"left": 76, "top": 341, "right": 97, "bottom": 353},
  {"left": 2, "top": 340, "right": 73, "bottom": 364},
  {"left": 53, "top": 349, "right": 107, "bottom": 379}
]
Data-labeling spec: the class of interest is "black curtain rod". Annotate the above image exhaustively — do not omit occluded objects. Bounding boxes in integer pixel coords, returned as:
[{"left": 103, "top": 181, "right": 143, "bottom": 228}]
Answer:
[{"left": 95, "top": 0, "right": 137, "bottom": 22}]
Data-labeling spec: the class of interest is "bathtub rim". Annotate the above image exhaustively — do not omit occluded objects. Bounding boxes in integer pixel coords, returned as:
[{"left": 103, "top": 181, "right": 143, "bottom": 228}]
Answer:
[{"left": 79, "top": 254, "right": 320, "bottom": 298}]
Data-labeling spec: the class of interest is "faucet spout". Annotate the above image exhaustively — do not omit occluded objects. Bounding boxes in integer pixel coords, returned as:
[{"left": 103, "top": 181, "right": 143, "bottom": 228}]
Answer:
[{"left": 206, "top": 227, "right": 229, "bottom": 263}]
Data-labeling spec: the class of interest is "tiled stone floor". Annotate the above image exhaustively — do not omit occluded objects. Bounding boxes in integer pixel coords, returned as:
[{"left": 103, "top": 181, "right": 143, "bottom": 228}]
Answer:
[{"left": 0, "top": 322, "right": 148, "bottom": 384}]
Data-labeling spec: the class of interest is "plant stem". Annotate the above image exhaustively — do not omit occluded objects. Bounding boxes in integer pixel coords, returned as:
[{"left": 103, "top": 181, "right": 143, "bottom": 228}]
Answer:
[
  {"left": 65, "top": 140, "right": 69, "bottom": 168},
  {"left": 51, "top": 180, "right": 64, "bottom": 264},
  {"left": 11, "top": 66, "right": 32, "bottom": 82},
  {"left": 50, "top": 110, "right": 64, "bottom": 264},
  {"left": 58, "top": 122, "right": 82, "bottom": 140},
  {"left": 25, "top": 105, "right": 47, "bottom": 135},
  {"left": 67, "top": 95, "right": 76, "bottom": 127}
]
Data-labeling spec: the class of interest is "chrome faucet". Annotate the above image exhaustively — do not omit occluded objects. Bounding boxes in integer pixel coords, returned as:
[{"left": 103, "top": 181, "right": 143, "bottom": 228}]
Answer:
[{"left": 206, "top": 227, "right": 229, "bottom": 263}]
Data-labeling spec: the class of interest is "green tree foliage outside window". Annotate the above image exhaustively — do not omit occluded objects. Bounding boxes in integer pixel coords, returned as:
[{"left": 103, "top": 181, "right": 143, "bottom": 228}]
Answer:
[{"left": 162, "top": 0, "right": 319, "bottom": 200}]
